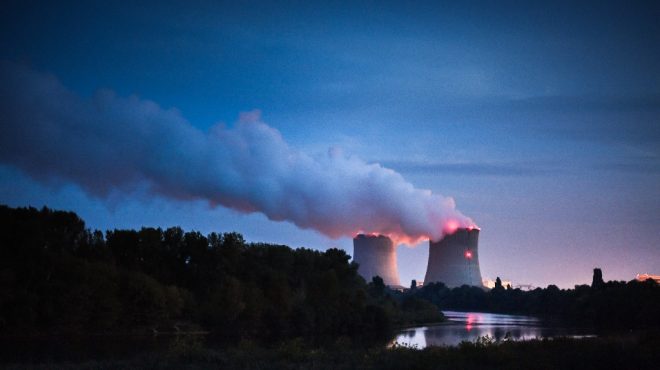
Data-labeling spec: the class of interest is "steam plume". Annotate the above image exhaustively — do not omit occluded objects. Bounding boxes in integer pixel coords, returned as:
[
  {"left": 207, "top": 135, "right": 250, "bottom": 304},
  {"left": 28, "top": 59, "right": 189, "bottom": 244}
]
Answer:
[{"left": 0, "top": 62, "right": 475, "bottom": 244}]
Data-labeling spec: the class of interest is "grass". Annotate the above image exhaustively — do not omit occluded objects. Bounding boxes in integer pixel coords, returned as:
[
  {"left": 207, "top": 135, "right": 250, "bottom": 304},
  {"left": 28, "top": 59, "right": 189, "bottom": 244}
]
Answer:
[{"left": 3, "top": 334, "right": 658, "bottom": 370}]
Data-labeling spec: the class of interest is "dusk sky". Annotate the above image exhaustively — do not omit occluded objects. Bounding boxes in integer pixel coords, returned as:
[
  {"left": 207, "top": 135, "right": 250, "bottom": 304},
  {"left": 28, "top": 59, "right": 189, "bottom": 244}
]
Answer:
[{"left": 1, "top": 1, "right": 658, "bottom": 288}]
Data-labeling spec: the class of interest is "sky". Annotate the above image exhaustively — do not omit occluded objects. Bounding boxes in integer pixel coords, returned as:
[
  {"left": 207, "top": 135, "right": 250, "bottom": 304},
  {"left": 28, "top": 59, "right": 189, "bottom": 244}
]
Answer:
[{"left": 1, "top": 1, "right": 659, "bottom": 288}]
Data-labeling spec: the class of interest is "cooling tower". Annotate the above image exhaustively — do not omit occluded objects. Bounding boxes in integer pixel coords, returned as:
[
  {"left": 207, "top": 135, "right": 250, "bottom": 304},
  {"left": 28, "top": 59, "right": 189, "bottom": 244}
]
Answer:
[
  {"left": 353, "top": 234, "right": 401, "bottom": 286},
  {"left": 424, "top": 228, "right": 484, "bottom": 288}
]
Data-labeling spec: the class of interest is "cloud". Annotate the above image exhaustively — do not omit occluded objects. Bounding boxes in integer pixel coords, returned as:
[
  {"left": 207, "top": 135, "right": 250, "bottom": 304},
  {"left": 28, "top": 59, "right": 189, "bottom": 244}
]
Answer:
[
  {"left": 0, "top": 61, "right": 475, "bottom": 244},
  {"left": 382, "top": 160, "right": 550, "bottom": 177},
  {"left": 594, "top": 160, "right": 660, "bottom": 174}
]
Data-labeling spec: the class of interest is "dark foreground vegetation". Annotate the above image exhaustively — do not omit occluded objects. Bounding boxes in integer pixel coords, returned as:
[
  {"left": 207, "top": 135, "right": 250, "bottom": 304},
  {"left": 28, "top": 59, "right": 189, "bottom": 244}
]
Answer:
[
  {"left": 2, "top": 204, "right": 660, "bottom": 368},
  {"left": 0, "top": 205, "right": 440, "bottom": 343},
  {"left": 4, "top": 335, "right": 660, "bottom": 370}
]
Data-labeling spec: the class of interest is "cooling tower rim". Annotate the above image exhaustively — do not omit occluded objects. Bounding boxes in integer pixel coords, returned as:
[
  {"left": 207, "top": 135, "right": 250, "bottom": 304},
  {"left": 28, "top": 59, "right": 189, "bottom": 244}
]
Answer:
[
  {"left": 430, "top": 227, "right": 480, "bottom": 243},
  {"left": 354, "top": 233, "right": 391, "bottom": 240}
]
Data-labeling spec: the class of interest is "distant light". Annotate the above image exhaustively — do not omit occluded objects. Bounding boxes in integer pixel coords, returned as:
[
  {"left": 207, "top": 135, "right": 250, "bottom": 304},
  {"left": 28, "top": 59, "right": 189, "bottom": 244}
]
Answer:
[{"left": 465, "top": 250, "right": 473, "bottom": 259}]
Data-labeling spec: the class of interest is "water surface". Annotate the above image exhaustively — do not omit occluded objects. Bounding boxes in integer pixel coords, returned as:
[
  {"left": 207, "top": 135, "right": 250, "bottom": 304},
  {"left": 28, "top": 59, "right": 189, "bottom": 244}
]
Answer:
[{"left": 392, "top": 311, "right": 595, "bottom": 348}]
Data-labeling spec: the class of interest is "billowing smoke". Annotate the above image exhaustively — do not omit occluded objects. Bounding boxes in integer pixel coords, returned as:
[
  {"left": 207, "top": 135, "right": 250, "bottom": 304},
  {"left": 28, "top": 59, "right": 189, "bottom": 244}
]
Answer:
[{"left": 0, "top": 62, "right": 475, "bottom": 244}]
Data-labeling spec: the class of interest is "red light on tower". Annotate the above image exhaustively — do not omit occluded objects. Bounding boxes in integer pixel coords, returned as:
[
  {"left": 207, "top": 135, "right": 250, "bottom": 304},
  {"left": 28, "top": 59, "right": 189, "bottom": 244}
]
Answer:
[{"left": 464, "top": 250, "right": 473, "bottom": 259}]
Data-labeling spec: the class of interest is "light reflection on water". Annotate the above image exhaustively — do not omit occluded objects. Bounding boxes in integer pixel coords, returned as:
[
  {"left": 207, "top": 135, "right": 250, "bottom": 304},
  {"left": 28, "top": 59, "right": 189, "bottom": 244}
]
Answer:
[{"left": 391, "top": 311, "right": 595, "bottom": 348}]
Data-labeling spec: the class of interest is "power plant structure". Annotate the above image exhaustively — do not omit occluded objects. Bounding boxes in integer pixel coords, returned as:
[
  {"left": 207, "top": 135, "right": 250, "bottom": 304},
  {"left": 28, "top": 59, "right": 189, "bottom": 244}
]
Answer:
[
  {"left": 352, "top": 228, "right": 484, "bottom": 289},
  {"left": 424, "top": 228, "right": 484, "bottom": 288},
  {"left": 353, "top": 234, "right": 401, "bottom": 286}
]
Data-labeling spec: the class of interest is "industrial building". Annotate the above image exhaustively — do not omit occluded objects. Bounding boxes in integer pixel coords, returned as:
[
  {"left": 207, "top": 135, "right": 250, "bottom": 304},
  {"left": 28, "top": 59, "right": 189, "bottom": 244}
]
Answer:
[
  {"left": 424, "top": 228, "right": 484, "bottom": 288},
  {"left": 353, "top": 234, "right": 401, "bottom": 286}
]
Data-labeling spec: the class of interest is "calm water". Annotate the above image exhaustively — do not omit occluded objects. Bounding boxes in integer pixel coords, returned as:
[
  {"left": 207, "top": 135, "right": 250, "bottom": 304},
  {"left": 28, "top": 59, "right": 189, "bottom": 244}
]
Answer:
[{"left": 392, "top": 311, "right": 595, "bottom": 348}]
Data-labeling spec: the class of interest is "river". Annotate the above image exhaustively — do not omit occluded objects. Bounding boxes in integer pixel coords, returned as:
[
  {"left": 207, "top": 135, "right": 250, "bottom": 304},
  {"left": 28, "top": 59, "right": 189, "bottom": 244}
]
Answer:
[{"left": 391, "top": 311, "right": 596, "bottom": 348}]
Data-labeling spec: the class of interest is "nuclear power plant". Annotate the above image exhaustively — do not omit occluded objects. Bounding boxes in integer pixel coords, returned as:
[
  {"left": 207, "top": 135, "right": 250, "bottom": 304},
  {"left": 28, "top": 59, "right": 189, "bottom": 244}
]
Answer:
[
  {"left": 353, "top": 234, "right": 401, "bottom": 286},
  {"left": 352, "top": 228, "right": 484, "bottom": 289},
  {"left": 424, "top": 228, "right": 483, "bottom": 288}
]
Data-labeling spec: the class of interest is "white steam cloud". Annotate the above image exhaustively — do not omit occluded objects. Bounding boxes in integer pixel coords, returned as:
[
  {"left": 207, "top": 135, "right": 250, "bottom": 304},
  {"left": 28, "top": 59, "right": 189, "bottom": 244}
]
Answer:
[{"left": 0, "top": 62, "right": 475, "bottom": 243}]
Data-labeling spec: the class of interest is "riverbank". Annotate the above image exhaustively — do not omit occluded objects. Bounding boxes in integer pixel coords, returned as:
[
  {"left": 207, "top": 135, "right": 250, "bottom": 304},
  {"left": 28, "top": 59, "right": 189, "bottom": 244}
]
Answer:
[{"left": 3, "top": 334, "right": 658, "bottom": 370}]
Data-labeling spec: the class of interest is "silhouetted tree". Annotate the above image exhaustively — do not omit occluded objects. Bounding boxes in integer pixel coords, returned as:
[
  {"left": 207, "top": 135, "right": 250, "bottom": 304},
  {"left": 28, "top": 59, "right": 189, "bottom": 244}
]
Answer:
[
  {"left": 492, "top": 277, "right": 505, "bottom": 293},
  {"left": 370, "top": 276, "right": 386, "bottom": 297}
]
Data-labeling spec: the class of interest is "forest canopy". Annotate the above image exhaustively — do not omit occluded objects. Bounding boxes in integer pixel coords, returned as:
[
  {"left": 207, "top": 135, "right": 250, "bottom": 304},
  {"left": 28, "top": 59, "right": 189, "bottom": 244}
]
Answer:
[{"left": 0, "top": 205, "right": 438, "bottom": 342}]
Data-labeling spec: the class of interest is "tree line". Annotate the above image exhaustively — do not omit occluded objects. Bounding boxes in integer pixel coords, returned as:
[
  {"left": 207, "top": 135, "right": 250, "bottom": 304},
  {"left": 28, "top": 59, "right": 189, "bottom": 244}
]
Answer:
[
  {"left": 2, "top": 204, "right": 657, "bottom": 343},
  {"left": 0, "top": 205, "right": 440, "bottom": 342},
  {"left": 405, "top": 271, "right": 660, "bottom": 330}
]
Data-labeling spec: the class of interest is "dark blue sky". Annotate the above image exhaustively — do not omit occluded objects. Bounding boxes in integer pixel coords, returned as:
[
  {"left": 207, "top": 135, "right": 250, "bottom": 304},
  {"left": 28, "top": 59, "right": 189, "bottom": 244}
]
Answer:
[{"left": 1, "top": 1, "right": 659, "bottom": 287}]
